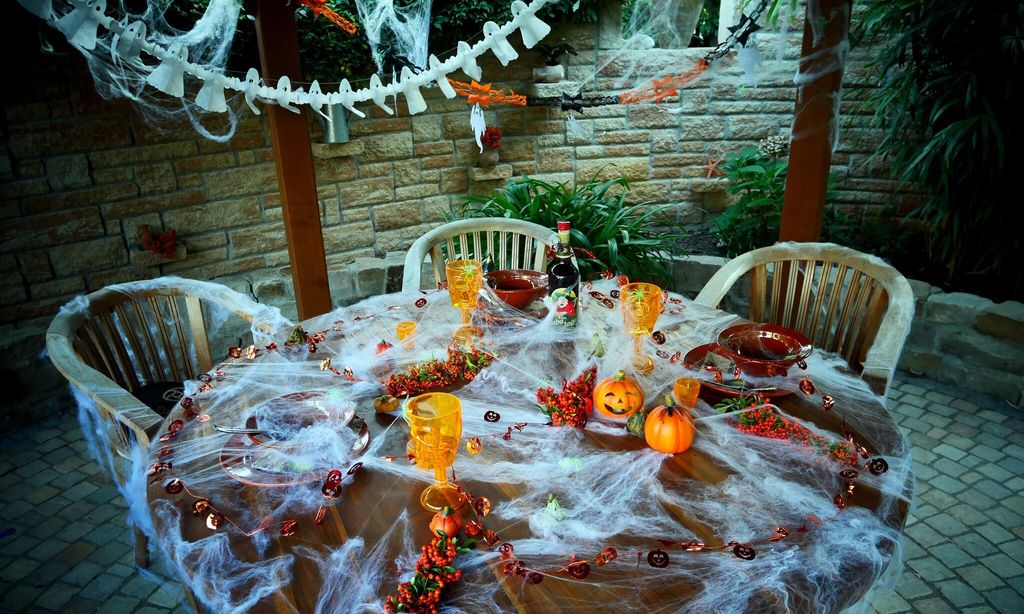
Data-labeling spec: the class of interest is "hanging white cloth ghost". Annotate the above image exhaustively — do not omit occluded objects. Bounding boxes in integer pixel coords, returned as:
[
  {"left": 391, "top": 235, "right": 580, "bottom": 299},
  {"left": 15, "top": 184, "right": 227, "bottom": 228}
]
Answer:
[
  {"left": 335, "top": 79, "right": 366, "bottom": 118},
  {"left": 737, "top": 43, "right": 762, "bottom": 88},
  {"left": 483, "top": 21, "right": 519, "bottom": 66},
  {"left": 56, "top": 0, "right": 107, "bottom": 51},
  {"left": 510, "top": 1, "right": 551, "bottom": 49},
  {"left": 470, "top": 102, "right": 486, "bottom": 153},
  {"left": 242, "top": 67, "right": 262, "bottom": 115},
  {"left": 566, "top": 114, "right": 594, "bottom": 141},
  {"left": 400, "top": 67, "right": 428, "bottom": 115},
  {"left": 111, "top": 19, "right": 147, "bottom": 65},
  {"left": 195, "top": 71, "right": 227, "bottom": 113},
  {"left": 146, "top": 44, "right": 188, "bottom": 97},
  {"left": 428, "top": 55, "right": 457, "bottom": 99},
  {"left": 456, "top": 41, "right": 483, "bottom": 81},
  {"left": 368, "top": 74, "right": 393, "bottom": 115}
]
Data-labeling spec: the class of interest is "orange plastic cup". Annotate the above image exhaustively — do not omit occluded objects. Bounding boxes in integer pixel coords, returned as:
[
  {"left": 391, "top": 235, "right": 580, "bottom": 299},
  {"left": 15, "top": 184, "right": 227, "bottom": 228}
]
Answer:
[{"left": 673, "top": 377, "right": 701, "bottom": 409}]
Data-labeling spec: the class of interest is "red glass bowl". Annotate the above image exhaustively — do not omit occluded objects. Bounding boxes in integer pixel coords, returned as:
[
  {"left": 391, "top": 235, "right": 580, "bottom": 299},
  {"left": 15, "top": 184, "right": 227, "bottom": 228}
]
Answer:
[
  {"left": 486, "top": 269, "right": 549, "bottom": 309},
  {"left": 716, "top": 323, "right": 812, "bottom": 376},
  {"left": 682, "top": 343, "right": 791, "bottom": 399}
]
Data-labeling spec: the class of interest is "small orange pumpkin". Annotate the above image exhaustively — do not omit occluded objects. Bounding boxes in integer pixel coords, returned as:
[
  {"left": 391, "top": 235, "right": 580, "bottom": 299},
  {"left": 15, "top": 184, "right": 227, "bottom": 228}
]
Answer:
[
  {"left": 373, "top": 394, "right": 400, "bottom": 413},
  {"left": 594, "top": 370, "right": 645, "bottom": 420},
  {"left": 644, "top": 395, "right": 695, "bottom": 454},
  {"left": 429, "top": 506, "right": 462, "bottom": 537}
]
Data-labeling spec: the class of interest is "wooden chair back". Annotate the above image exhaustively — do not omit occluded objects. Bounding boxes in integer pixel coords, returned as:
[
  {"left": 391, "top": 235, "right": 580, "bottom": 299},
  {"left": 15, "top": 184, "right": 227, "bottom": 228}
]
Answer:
[
  {"left": 694, "top": 243, "right": 914, "bottom": 395},
  {"left": 402, "top": 217, "right": 556, "bottom": 292}
]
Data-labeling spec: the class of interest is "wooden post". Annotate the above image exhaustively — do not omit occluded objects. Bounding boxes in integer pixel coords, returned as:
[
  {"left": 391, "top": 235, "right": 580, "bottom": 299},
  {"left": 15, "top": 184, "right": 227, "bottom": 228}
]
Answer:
[
  {"left": 253, "top": 0, "right": 332, "bottom": 319},
  {"left": 778, "top": 0, "right": 853, "bottom": 242}
]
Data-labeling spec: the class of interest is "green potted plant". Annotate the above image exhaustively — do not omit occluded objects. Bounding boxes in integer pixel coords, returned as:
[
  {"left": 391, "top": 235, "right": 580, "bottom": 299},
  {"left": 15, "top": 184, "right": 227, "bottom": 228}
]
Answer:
[{"left": 533, "top": 39, "right": 577, "bottom": 83}]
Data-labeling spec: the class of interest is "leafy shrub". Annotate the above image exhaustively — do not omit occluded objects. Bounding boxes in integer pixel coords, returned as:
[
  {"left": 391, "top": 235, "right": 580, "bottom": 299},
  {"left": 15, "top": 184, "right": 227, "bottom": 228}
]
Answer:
[
  {"left": 858, "top": 0, "right": 1023, "bottom": 294},
  {"left": 454, "top": 173, "right": 686, "bottom": 285},
  {"left": 712, "top": 143, "right": 788, "bottom": 257}
]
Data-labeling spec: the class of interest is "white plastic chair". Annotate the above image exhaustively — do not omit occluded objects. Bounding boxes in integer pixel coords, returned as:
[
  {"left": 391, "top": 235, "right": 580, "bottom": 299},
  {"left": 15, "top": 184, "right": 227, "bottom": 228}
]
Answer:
[
  {"left": 694, "top": 242, "right": 914, "bottom": 396},
  {"left": 401, "top": 217, "right": 556, "bottom": 292}
]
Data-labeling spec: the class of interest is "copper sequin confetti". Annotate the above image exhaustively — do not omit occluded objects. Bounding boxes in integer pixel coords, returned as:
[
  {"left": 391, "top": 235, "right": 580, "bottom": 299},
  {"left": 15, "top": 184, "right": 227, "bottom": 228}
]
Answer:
[
  {"left": 320, "top": 358, "right": 332, "bottom": 371},
  {"left": 474, "top": 496, "right": 492, "bottom": 516},
  {"left": 245, "top": 345, "right": 257, "bottom": 360},
  {"left": 656, "top": 349, "right": 670, "bottom": 359},
  {"left": 616, "top": 275, "right": 629, "bottom": 286},
  {"left": 484, "top": 411, "right": 500, "bottom": 423},
  {"left": 228, "top": 346, "right": 242, "bottom": 359},
  {"left": 839, "top": 469, "right": 860, "bottom": 480},
  {"left": 315, "top": 507, "right": 327, "bottom": 525},
  {"left": 196, "top": 414, "right": 210, "bottom": 423},
  {"left": 347, "top": 462, "right": 363, "bottom": 475},
  {"left": 732, "top": 544, "right": 756, "bottom": 560},
  {"left": 483, "top": 530, "right": 499, "bottom": 546},
  {"left": 192, "top": 499, "right": 211, "bottom": 516},
  {"left": 466, "top": 437, "right": 482, "bottom": 455},
  {"left": 206, "top": 512, "right": 224, "bottom": 530},
  {"left": 601, "top": 269, "right": 615, "bottom": 280},
  {"left": 567, "top": 560, "right": 591, "bottom": 579},
  {"left": 768, "top": 527, "right": 789, "bottom": 542},
  {"left": 525, "top": 571, "right": 543, "bottom": 584},
  {"left": 164, "top": 478, "right": 183, "bottom": 494},
  {"left": 833, "top": 494, "right": 846, "bottom": 510},
  {"left": 322, "top": 470, "right": 343, "bottom": 499},
  {"left": 681, "top": 541, "right": 705, "bottom": 552},
  {"left": 595, "top": 547, "right": 618, "bottom": 565},
  {"left": 868, "top": 458, "right": 889, "bottom": 475},
  {"left": 415, "top": 298, "right": 427, "bottom": 308},
  {"left": 464, "top": 520, "right": 483, "bottom": 537},
  {"left": 610, "top": 289, "right": 620, "bottom": 299},
  {"left": 168, "top": 420, "right": 184, "bottom": 433},
  {"left": 799, "top": 379, "right": 816, "bottom": 396},
  {"left": 589, "top": 291, "right": 607, "bottom": 301},
  {"left": 822, "top": 395, "right": 835, "bottom": 411},
  {"left": 670, "top": 351, "right": 681, "bottom": 364},
  {"left": 797, "top": 360, "right": 807, "bottom": 370},
  {"left": 647, "top": 549, "right": 669, "bottom": 568},
  {"left": 498, "top": 543, "right": 515, "bottom": 559},
  {"left": 651, "top": 331, "right": 666, "bottom": 345},
  {"left": 280, "top": 519, "right": 297, "bottom": 537}
]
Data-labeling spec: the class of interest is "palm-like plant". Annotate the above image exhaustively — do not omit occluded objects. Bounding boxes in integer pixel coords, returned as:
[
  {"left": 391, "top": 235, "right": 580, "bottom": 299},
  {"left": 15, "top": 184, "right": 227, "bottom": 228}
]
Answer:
[{"left": 454, "top": 173, "right": 686, "bottom": 285}]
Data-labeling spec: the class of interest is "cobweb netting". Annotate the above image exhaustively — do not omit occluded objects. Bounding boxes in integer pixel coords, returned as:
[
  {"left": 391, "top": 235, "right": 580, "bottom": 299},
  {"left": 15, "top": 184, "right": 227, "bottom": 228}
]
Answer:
[{"left": 69, "top": 270, "right": 913, "bottom": 613}]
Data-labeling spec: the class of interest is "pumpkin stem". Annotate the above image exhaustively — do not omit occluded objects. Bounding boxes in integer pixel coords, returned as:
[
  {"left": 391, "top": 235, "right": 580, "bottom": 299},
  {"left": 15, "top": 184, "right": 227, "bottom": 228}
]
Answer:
[
  {"left": 442, "top": 506, "right": 453, "bottom": 517},
  {"left": 663, "top": 394, "right": 676, "bottom": 416},
  {"left": 613, "top": 370, "right": 626, "bottom": 382}
]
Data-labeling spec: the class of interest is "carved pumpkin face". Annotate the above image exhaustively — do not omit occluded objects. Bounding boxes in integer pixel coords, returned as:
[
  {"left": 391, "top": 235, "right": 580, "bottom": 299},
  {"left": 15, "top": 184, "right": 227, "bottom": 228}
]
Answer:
[{"left": 593, "top": 370, "right": 645, "bottom": 420}]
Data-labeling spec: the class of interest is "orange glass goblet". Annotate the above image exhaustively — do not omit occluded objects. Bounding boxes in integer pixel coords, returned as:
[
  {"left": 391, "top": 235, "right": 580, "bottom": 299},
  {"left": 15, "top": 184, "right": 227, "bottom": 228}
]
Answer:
[
  {"left": 445, "top": 259, "right": 484, "bottom": 344},
  {"left": 404, "top": 392, "right": 465, "bottom": 512},
  {"left": 621, "top": 282, "right": 662, "bottom": 374},
  {"left": 396, "top": 321, "right": 417, "bottom": 349}
]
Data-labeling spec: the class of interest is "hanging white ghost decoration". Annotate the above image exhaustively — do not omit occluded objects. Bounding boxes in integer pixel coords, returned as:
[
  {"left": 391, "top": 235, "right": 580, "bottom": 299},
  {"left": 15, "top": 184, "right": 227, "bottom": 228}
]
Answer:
[
  {"left": 146, "top": 44, "right": 188, "bottom": 98},
  {"left": 428, "top": 55, "right": 456, "bottom": 99},
  {"left": 56, "top": 0, "right": 107, "bottom": 51},
  {"left": 456, "top": 41, "right": 483, "bottom": 81},
  {"left": 567, "top": 114, "right": 594, "bottom": 141},
  {"left": 335, "top": 79, "right": 365, "bottom": 118},
  {"left": 737, "top": 44, "right": 762, "bottom": 88},
  {"left": 483, "top": 21, "right": 518, "bottom": 66},
  {"left": 242, "top": 68, "right": 262, "bottom": 115},
  {"left": 510, "top": 1, "right": 551, "bottom": 49},
  {"left": 17, "top": 0, "right": 53, "bottom": 20},
  {"left": 470, "top": 102, "right": 486, "bottom": 153},
  {"left": 195, "top": 71, "right": 227, "bottom": 113},
  {"left": 400, "top": 67, "right": 427, "bottom": 115},
  {"left": 304, "top": 80, "right": 330, "bottom": 120},
  {"left": 368, "top": 74, "right": 393, "bottom": 115},
  {"left": 271, "top": 76, "right": 300, "bottom": 113},
  {"left": 111, "top": 20, "right": 146, "bottom": 65}
]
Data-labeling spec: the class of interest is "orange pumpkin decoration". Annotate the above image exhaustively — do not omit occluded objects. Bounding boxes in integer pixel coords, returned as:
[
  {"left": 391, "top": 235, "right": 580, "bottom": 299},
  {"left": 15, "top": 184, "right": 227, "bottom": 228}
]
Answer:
[
  {"left": 429, "top": 506, "right": 462, "bottom": 537},
  {"left": 373, "top": 394, "right": 400, "bottom": 413},
  {"left": 644, "top": 395, "right": 695, "bottom": 454},
  {"left": 594, "top": 370, "right": 645, "bottom": 420}
]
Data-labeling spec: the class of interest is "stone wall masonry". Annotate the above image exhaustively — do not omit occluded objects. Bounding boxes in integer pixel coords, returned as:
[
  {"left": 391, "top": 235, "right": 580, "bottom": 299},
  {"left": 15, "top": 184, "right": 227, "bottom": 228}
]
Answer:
[{"left": 1, "top": 2, "right": 918, "bottom": 425}]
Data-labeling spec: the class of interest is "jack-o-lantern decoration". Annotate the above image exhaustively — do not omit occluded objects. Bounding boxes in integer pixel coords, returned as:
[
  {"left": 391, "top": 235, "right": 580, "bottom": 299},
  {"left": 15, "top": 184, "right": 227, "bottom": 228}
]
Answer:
[
  {"left": 594, "top": 370, "right": 645, "bottom": 420},
  {"left": 644, "top": 395, "right": 695, "bottom": 454},
  {"left": 373, "top": 394, "right": 400, "bottom": 413}
]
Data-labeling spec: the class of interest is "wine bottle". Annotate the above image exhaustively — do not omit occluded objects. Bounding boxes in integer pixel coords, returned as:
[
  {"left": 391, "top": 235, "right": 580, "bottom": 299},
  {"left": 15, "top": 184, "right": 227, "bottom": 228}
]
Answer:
[{"left": 547, "top": 221, "right": 581, "bottom": 329}]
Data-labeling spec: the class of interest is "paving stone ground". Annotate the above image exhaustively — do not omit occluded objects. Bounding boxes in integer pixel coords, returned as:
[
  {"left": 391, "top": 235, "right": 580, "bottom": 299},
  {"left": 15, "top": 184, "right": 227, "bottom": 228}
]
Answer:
[{"left": 0, "top": 374, "right": 1022, "bottom": 613}]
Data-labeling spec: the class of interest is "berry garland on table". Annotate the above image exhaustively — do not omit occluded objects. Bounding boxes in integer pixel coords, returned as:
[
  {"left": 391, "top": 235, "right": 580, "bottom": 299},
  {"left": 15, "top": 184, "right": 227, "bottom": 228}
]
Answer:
[
  {"left": 535, "top": 366, "right": 597, "bottom": 429},
  {"left": 382, "top": 344, "right": 495, "bottom": 397},
  {"left": 385, "top": 528, "right": 475, "bottom": 613}
]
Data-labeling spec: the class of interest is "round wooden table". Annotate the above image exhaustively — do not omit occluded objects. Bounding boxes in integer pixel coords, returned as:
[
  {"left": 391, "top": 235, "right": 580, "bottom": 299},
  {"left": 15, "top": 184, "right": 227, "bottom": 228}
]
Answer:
[{"left": 147, "top": 282, "right": 912, "bottom": 612}]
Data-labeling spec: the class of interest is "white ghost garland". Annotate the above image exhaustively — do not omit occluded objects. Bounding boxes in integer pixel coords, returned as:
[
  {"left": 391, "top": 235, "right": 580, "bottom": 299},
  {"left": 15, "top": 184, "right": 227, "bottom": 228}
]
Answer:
[{"left": 470, "top": 103, "right": 487, "bottom": 153}]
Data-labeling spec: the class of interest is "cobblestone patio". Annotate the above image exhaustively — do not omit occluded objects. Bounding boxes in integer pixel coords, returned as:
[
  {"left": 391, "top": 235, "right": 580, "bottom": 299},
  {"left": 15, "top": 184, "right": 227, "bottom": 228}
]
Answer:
[{"left": 0, "top": 374, "right": 1021, "bottom": 613}]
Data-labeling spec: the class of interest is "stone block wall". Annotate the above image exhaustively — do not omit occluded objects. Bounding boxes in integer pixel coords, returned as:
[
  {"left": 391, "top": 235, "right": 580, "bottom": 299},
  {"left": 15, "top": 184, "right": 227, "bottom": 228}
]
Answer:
[{"left": 0, "top": 2, "right": 916, "bottom": 425}]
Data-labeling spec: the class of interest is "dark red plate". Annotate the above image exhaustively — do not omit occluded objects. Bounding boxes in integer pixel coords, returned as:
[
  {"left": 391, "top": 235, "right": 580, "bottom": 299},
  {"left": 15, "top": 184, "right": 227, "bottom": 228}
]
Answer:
[
  {"left": 682, "top": 343, "right": 792, "bottom": 399},
  {"left": 716, "top": 323, "right": 812, "bottom": 374}
]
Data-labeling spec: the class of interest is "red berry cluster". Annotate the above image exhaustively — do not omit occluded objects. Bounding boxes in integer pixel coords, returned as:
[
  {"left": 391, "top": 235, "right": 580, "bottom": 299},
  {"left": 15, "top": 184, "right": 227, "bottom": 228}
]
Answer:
[
  {"left": 383, "top": 345, "right": 495, "bottom": 397},
  {"left": 137, "top": 224, "right": 179, "bottom": 259},
  {"left": 727, "top": 406, "right": 858, "bottom": 466},
  {"left": 385, "top": 532, "right": 473, "bottom": 613},
  {"left": 536, "top": 366, "right": 597, "bottom": 429}
]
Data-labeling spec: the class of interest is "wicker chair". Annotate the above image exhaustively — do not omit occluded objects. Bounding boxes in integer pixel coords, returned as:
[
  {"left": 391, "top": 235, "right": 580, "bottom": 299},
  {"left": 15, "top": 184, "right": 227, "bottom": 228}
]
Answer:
[
  {"left": 694, "top": 242, "right": 914, "bottom": 396},
  {"left": 401, "top": 217, "right": 556, "bottom": 292},
  {"left": 46, "top": 278, "right": 287, "bottom": 567}
]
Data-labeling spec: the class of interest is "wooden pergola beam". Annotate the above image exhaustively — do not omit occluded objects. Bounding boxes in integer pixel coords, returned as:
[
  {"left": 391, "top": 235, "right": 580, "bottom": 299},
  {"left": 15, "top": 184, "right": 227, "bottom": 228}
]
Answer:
[
  {"left": 254, "top": 0, "right": 332, "bottom": 319},
  {"left": 779, "top": 0, "right": 854, "bottom": 242}
]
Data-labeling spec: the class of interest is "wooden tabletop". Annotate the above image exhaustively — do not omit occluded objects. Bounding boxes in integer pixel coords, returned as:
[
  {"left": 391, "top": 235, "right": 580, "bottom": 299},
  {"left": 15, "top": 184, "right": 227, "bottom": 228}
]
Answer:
[{"left": 147, "top": 294, "right": 911, "bottom": 613}]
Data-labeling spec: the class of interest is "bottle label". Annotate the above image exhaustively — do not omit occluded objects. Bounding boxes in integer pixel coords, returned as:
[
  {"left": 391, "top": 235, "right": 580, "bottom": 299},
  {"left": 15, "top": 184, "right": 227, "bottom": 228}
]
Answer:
[{"left": 551, "top": 286, "right": 579, "bottom": 328}]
